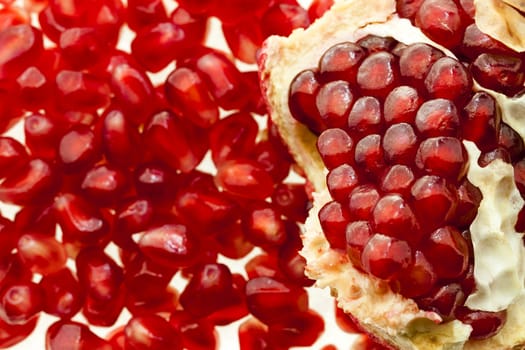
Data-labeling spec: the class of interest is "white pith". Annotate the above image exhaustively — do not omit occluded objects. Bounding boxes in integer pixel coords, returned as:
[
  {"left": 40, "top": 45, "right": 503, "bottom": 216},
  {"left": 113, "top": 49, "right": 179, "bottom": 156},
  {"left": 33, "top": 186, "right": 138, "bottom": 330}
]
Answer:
[{"left": 258, "top": 0, "right": 525, "bottom": 348}]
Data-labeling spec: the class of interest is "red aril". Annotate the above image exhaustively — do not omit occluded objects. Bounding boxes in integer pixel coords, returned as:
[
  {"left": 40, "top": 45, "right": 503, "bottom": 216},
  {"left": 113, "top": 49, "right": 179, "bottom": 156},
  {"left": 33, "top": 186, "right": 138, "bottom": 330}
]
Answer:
[
  {"left": 126, "top": 0, "right": 167, "bottom": 31},
  {"left": 169, "top": 310, "right": 217, "bottom": 350},
  {"left": 46, "top": 320, "right": 113, "bottom": 350},
  {"left": 215, "top": 159, "right": 275, "bottom": 200},
  {"left": 242, "top": 202, "right": 287, "bottom": 248},
  {"left": 260, "top": 3, "right": 310, "bottom": 37},
  {"left": 267, "top": 310, "right": 325, "bottom": 347},
  {"left": 124, "top": 314, "right": 183, "bottom": 350},
  {"left": 0, "top": 281, "right": 43, "bottom": 325},
  {"left": 0, "top": 24, "right": 43, "bottom": 80},
  {"left": 360, "top": 234, "right": 412, "bottom": 280},
  {"left": 17, "top": 233, "right": 66, "bottom": 275},
  {"left": 100, "top": 109, "right": 143, "bottom": 168},
  {"left": 54, "top": 70, "right": 111, "bottom": 112},
  {"left": 40, "top": 268, "right": 84, "bottom": 319}
]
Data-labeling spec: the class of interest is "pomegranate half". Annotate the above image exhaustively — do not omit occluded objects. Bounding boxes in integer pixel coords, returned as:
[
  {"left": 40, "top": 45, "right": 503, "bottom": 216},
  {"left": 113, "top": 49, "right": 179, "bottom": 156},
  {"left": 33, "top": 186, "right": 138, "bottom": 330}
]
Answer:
[{"left": 259, "top": 0, "right": 525, "bottom": 349}]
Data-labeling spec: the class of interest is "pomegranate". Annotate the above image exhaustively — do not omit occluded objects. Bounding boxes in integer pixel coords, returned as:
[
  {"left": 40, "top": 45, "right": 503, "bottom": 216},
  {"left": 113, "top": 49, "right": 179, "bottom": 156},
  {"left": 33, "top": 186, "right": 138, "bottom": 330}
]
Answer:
[{"left": 259, "top": 0, "right": 525, "bottom": 348}]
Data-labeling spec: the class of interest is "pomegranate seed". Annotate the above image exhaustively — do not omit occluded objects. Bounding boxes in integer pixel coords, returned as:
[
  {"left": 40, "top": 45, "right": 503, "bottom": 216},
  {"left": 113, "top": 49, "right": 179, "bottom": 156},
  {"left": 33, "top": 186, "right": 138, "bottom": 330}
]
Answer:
[
  {"left": 271, "top": 183, "right": 310, "bottom": 223},
  {"left": 499, "top": 122, "right": 525, "bottom": 162},
  {"left": 123, "top": 252, "right": 174, "bottom": 301},
  {"left": 126, "top": 0, "right": 167, "bottom": 31},
  {"left": 319, "top": 200, "right": 350, "bottom": 249},
  {"left": 59, "top": 27, "right": 107, "bottom": 69},
  {"left": 40, "top": 268, "right": 83, "bottom": 319},
  {"left": 317, "top": 128, "right": 353, "bottom": 169},
  {"left": 125, "top": 314, "right": 183, "bottom": 350},
  {"left": 268, "top": 310, "right": 325, "bottom": 347},
  {"left": 80, "top": 164, "right": 129, "bottom": 205},
  {"left": 316, "top": 80, "right": 354, "bottom": 129},
  {"left": 46, "top": 320, "right": 113, "bottom": 350},
  {"left": 245, "top": 276, "right": 309, "bottom": 325},
  {"left": 410, "top": 175, "right": 458, "bottom": 232},
  {"left": 289, "top": 69, "right": 325, "bottom": 133},
  {"left": 383, "top": 85, "right": 422, "bottom": 125},
  {"left": 242, "top": 202, "right": 287, "bottom": 248},
  {"left": 318, "top": 42, "right": 365, "bottom": 84},
  {"left": 415, "top": 99, "right": 460, "bottom": 137},
  {"left": 396, "top": 0, "right": 424, "bottom": 19},
  {"left": 0, "top": 137, "right": 27, "bottom": 178},
  {"left": 424, "top": 57, "right": 472, "bottom": 103},
  {"left": 278, "top": 236, "right": 314, "bottom": 286},
  {"left": 0, "top": 158, "right": 57, "bottom": 205},
  {"left": 107, "top": 326, "right": 125, "bottom": 350},
  {"left": 380, "top": 165, "right": 415, "bottom": 197},
  {"left": 399, "top": 43, "right": 444, "bottom": 84},
  {"left": 213, "top": 0, "right": 270, "bottom": 24},
  {"left": 415, "top": 0, "right": 465, "bottom": 48},
  {"left": 394, "top": 250, "right": 437, "bottom": 298},
  {"left": 165, "top": 66, "right": 219, "bottom": 128},
  {"left": 238, "top": 318, "right": 271, "bottom": 350},
  {"left": 0, "top": 281, "right": 43, "bottom": 325},
  {"left": 454, "top": 179, "right": 482, "bottom": 228},
  {"left": 170, "top": 310, "right": 217, "bottom": 350},
  {"left": 0, "top": 216, "right": 16, "bottom": 258},
  {"left": 361, "top": 234, "right": 412, "bottom": 280},
  {"left": 17, "top": 233, "right": 66, "bottom": 275},
  {"left": 144, "top": 110, "right": 208, "bottom": 173},
  {"left": 0, "top": 24, "right": 43, "bottom": 80},
  {"left": 373, "top": 194, "right": 421, "bottom": 244},
  {"left": 23, "top": 113, "right": 61, "bottom": 161},
  {"left": 461, "top": 92, "right": 500, "bottom": 151},
  {"left": 0, "top": 6, "right": 30, "bottom": 31},
  {"left": 346, "top": 221, "right": 373, "bottom": 269},
  {"left": 347, "top": 96, "right": 382, "bottom": 136},
  {"left": 348, "top": 184, "right": 380, "bottom": 220},
  {"left": 175, "top": 0, "right": 218, "bottom": 15},
  {"left": 470, "top": 53, "right": 525, "bottom": 96},
  {"left": 245, "top": 253, "right": 283, "bottom": 280},
  {"left": 38, "top": 6, "right": 64, "bottom": 43},
  {"left": 55, "top": 70, "right": 111, "bottom": 112},
  {"left": 415, "top": 137, "right": 468, "bottom": 180},
  {"left": 354, "top": 134, "right": 386, "bottom": 177},
  {"left": 215, "top": 222, "right": 254, "bottom": 259},
  {"left": 251, "top": 140, "right": 292, "bottom": 183},
  {"left": 417, "top": 283, "right": 465, "bottom": 319},
  {"left": 169, "top": 6, "right": 208, "bottom": 44},
  {"left": 356, "top": 51, "right": 398, "bottom": 99},
  {"left": 382, "top": 123, "right": 418, "bottom": 164},
  {"left": 222, "top": 19, "right": 263, "bottom": 64},
  {"left": 326, "top": 164, "right": 359, "bottom": 203},
  {"left": 133, "top": 162, "right": 178, "bottom": 200},
  {"left": 423, "top": 226, "right": 470, "bottom": 279},
  {"left": 357, "top": 34, "right": 398, "bottom": 53},
  {"left": 455, "top": 307, "right": 507, "bottom": 340},
  {"left": 15, "top": 66, "right": 52, "bottom": 111},
  {"left": 138, "top": 224, "right": 199, "bottom": 269},
  {"left": 0, "top": 317, "right": 37, "bottom": 348},
  {"left": 100, "top": 109, "right": 143, "bottom": 168},
  {"left": 58, "top": 125, "right": 101, "bottom": 172},
  {"left": 260, "top": 3, "right": 310, "bottom": 37},
  {"left": 460, "top": 23, "right": 515, "bottom": 60},
  {"left": 215, "top": 159, "right": 275, "bottom": 200},
  {"left": 308, "top": 0, "right": 334, "bottom": 21}
]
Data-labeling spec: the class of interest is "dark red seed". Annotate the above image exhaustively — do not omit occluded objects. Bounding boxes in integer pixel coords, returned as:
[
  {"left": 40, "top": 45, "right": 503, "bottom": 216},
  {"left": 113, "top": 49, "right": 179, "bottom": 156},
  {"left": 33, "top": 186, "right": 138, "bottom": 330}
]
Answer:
[
  {"left": 354, "top": 134, "right": 385, "bottom": 177},
  {"left": 415, "top": 99, "right": 460, "bottom": 137},
  {"left": 319, "top": 200, "right": 350, "bottom": 250},
  {"left": 58, "top": 125, "right": 101, "bottom": 172},
  {"left": 317, "top": 128, "right": 354, "bottom": 169},
  {"left": 455, "top": 307, "right": 507, "bottom": 340},
  {"left": 415, "top": 0, "right": 464, "bottom": 48},
  {"left": 289, "top": 69, "right": 325, "bottom": 133},
  {"left": 423, "top": 226, "right": 470, "bottom": 279},
  {"left": 347, "top": 96, "right": 382, "bottom": 137},
  {"left": 271, "top": 183, "right": 310, "bottom": 223},
  {"left": 80, "top": 164, "right": 129, "bottom": 205},
  {"left": 424, "top": 57, "right": 472, "bottom": 103},
  {"left": 55, "top": 70, "right": 111, "bottom": 112},
  {"left": 267, "top": 310, "right": 325, "bottom": 347},
  {"left": 316, "top": 80, "right": 354, "bottom": 129},
  {"left": 415, "top": 137, "right": 468, "bottom": 180},
  {"left": 46, "top": 320, "right": 113, "bottom": 350},
  {"left": 126, "top": 0, "right": 168, "bottom": 31},
  {"left": 100, "top": 109, "right": 143, "bottom": 168},
  {"left": 383, "top": 85, "right": 422, "bottom": 125},
  {"left": 17, "top": 233, "right": 67, "bottom": 276},
  {"left": 0, "top": 24, "right": 43, "bottom": 80},
  {"left": 470, "top": 53, "right": 525, "bottom": 96},
  {"left": 382, "top": 123, "right": 418, "bottom": 165},
  {"left": 462, "top": 92, "right": 500, "bottom": 152},
  {"left": 40, "top": 268, "right": 84, "bottom": 319},
  {"left": 395, "top": 250, "right": 437, "bottom": 298},
  {"left": 0, "top": 281, "right": 43, "bottom": 325},
  {"left": 215, "top": 159, "right": 275, "bottom": 200},
  {"left": 169, "top": 310, "right": 217, "bottom": 350},
  {"left": 346, "top": 221, "right": 373, "bottom": 269},
  {"left": 356, "top": 51, "right": 398, "bottom": 99},
  {"left": 326, "top": 163, "right": 359, "bottom": 203},
  {"left": 372, "top": 194, "right": 421, "bottom": 244},
  {"left": 380, "top": 164, "right": 415, "bottom": 196},
  {"left": 399, "top": 42, "right": 445, "bottom": 83},
  {"left": 348, "top": 184, "right": 380, "bottom": 220},
  {"left": 460, "top": 23, "right": 516, "bottom": 60},
  {"left": 0, "top": 137, "right": 27, "bottom": 178},
  {"left": 499, "top": 122, "right": 525, "bottom": 162},
  {"left": 318, "top": 42, "right": 365, "bottom": 84},
  {"left": 242, "top": 202, "right": 287, "bottom": 248},
  {"left": 357, "top": 34, "right": 398, "bottom": 54},
  {"left": 396, "top": 0, "right": 425, "bottom": 19},
  {"left": 454, "top": 179, "right": 482, "bottom": 228},
  {"left": 222, "top": 19, "right": 263, "bottom": 64},
  {"left": 260, "top": 3, "right": 310, "bottom": 37},
  {"left": 417, "top": 283, "right": 465, "bottom": 319},
  {"left": 361, "top": 233, "right": 412, "bottom": 280}
]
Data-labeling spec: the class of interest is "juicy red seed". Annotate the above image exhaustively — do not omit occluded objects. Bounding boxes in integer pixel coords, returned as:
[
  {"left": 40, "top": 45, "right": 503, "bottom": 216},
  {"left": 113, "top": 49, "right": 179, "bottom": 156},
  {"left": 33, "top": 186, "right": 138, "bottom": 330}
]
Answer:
[
  {"left": 58, "top": 125, "right": 101, "bottom": 171},
  {"left": 242, "top": 202, "right": 287, "bottom": 248},
  {"left": 169, "top": 310, "right": 217, "bottom": 350},
  {"left": 460, "top": 23, "right": 515, "bottom": 60},
  {"left": 345, "top": 221, "right": 373, "bottom": 269},
  {"left": 0, "top": 24, "right": 43, "bottom": 80},
  {"left": 165, "top": 67, "right": 219, "bottom": 128},
  {"left": 271, "top": 183, "right": 310, "bottom": 223},
  {"left": 462, "top": 91, "right": 500, "bottom": 151},
  {"left": 317, "top": 128, "right": 354, "bottom": 169},
  {"left": 131, "top": 22, "right": 189, "bottom": 72},
  {"left": 260, "top": 3, "right": 310, "bottom": 37},
  {"left": 470, "top": 53, "right": 525, "bottom": 96},
  {"left": 308, "top": 0, "right": 334, "bottom": 21},
  {"left": 455, "top": 307, "right": 507, "bottom": 340},
  {"left": 0, "top": 158, "right": 57, "bottom": 205},
  {"left": 100, "top": 109, "right": 143, "bottom": 168},
  {"left": 411, "top": 175, "right": 458, "bottom": 232},
  {"left": 356, "top": 51, "right": 398, "bottom": 99},
  {"left": 238, "top": 318, "right": 270, "bottom": 350},
  {"left": 46, "top": 321, "right": 113, "bottom": 350},
  {"left": 396, "top": 0, "right": 424, "bottom": 19},
  {"left": 380, "top": 164, "right": 415, "bottom": 196},
  {"left": 478, "top": 147, "right": 512, "bottom": 167},
  {"left": 267, "top": 310, "right": 325, "bottom": 347},
  {"left": 348, "top": 184, "right": 380, "bottom": 220},
  {"left": 0, "top": 282, "right": 43, "bottom": 325},
  {"left": 372, "top": 194, "right": 421, "bottom": 244},
  {"left": 278, "top": 238, "right": 314, "bottom": 287},
  {"left": 55, "top": 70, "right": 111, "bottom": 112},
  {"left": 415, "top": 0, "right": 464, "bottom": 48},
  {"left": 39, "top": 268, "right": 83, "bottom": 319},
  {"left": 319, "top": 200, "right": 350, "bottom": 250},
  {"left": 383, "top": 85, "right": 422, "bottom": 125},
  {"left": 0, "top": 137, "right": 27, "bottom": 178},
  {"left": 81, "top": 164, "right": 129, "bottom": 204},
  {"left": 499, "top": 122, "right": 525, "bottom": 162},
  {"left": 354, "top": 134, "right": 385, "bottom": 177},
  {"left": 417, "top": 283, "right": 465, "bottom": 319},
  {"left": 347, "top": 96, "right": 382, "bottom": 136},
  {"left": 245, "top": 276, "right": 309, "bottom": 325},
  {"left": 0, "top": 6, "right": 30, "bottom": 31},
  {"left": 394, "top": 250, "right": 437, "bottom": 298},
  {"left": 361, "top": 233, "right": 412, "bottom": 280},
  {"left": 316, "top": 80, "right": 354, "bottom": 129},
  {"left": 399, "top": 42, "right": 445, "bottom": 83},
  {"left": 17, "top": 233, "right": 67, "bottom": 276},
  {"left": 144, "top": 110, "right": 208, "bottom": 173},
  {"left": 454, "top": 180, "right": 482, "bottom": 228},
  {"left": 245, "top": 253, "right": 282, "bottom": 280},
  {"left": 357, "top": 34, "right": 398, "bottom": 54},
  {"left": 15, "top": 66, "right": 52, "bottom": 111},
  {"left": 327, "top": 164, "right": 359, "bottom": 203},
  {"left": 54, "top": 193, "right": 111, "bottom": 248},
  {"left": 24, "top": 113, "right": 61, "bottom": 161},
  {"left": 222, "top": 19, "right": 263, "bottom": 64},
  {"left": 425, "top": 57, "right": 472, "bottom": 104},
  {"left": 382, "top": 123, "right": 418, "bottom": 164},
  {"left": 215, "top": 159, "right": 275, "bottom": 200},
  {"left": 139, "top": 224, "right": 199, "bottom": 269},
  {"left": 415, "top": 136, "right": 468, "bottom": 180},
  {"left": 59, "top": 27, "right": 107, "bottom": 69},
  {"left": 318, "top": 42, "right": 365, "bottom": 84},
  {"left": 423, "top": 226, "right": 470, "bottom": 279},
  {"left": 415, "top": 99, "right": 460, "bottom": 137},
  {"left": 126, "top": 0, "right": 168, "bottom": 31},
  {"left": 250, "top": 140, "right": 292, "bottom": 184},
  {"left": 289, "top": 69, "right": 325, "bottom": 133}
]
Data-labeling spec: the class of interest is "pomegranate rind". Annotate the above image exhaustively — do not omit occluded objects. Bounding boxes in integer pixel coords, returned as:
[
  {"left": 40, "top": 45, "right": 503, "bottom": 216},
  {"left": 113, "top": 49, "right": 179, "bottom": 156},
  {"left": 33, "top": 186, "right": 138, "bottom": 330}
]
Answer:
[
  {"left": 474, "top": 0, "right": 525, "bottom": 52},
  {"left": 259, "top": 0, "right": 525, "bottom": 349}
]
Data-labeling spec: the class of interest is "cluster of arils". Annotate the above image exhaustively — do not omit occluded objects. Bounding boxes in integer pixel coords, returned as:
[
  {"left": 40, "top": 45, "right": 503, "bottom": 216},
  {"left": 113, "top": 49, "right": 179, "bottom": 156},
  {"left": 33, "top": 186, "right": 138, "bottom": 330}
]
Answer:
[
  {"left": 288, "top": 6, "right": 524, "bottom": 338},
  {"left": 0, "top": 0, "right": 387, "bottom": 349}
]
